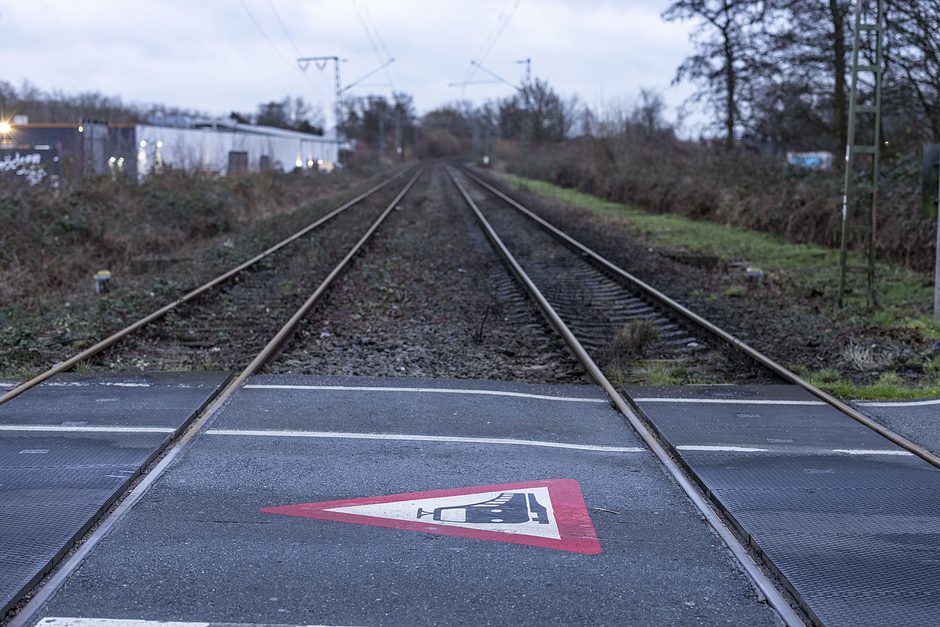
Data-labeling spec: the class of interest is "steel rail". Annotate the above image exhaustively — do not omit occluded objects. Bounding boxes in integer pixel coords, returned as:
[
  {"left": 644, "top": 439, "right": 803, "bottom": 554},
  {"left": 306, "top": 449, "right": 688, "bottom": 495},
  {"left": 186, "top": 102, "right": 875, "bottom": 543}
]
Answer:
[
  {"left": 460, "top": 167, "right": 940, "bottom": 471},
  {"left": 8, "top": 168, "right": 424, "bottom": 627},
  {"left": 447, "top": 167, "right": 804, "bottom": 626},
  {"left": 0, "top": 168, "right": 410, "bottom": 407}
]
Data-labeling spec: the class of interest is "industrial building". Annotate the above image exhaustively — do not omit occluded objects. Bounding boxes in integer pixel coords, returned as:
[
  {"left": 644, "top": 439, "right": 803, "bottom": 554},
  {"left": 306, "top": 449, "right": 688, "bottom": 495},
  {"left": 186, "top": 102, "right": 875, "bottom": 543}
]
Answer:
[{"left": 0, "top": 117, "right": 340, "bottom": 183}]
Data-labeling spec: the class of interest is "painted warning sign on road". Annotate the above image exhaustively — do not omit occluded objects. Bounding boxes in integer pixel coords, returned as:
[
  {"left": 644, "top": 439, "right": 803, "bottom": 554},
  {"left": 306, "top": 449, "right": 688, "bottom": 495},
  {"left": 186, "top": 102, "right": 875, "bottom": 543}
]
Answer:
[{"left": 261, "top": 479, "right": 600, "bottom": 554}]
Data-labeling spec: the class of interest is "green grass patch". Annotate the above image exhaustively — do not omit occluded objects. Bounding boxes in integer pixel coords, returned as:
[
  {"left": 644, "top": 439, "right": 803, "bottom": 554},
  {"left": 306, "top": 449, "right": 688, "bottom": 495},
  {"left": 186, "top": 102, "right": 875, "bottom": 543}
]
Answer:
[
  {"left": 803, "top": 368, "right": 940, "bottom": 400},
  {"left": 505, "top": 174, "right": 940, "bottom": 339}
]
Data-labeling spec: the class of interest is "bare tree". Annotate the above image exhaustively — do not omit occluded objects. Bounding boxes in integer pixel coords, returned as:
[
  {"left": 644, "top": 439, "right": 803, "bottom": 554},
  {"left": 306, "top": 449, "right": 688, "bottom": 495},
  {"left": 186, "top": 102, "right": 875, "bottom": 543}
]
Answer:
[
  {"left": 498, "top": 79, "right": 577, "bottom": 143},
  {"left": 887, "top": 1, "right": 940, "bottom": 142},
  {"left": 663, "top": 0, "right": 769, "bottom": 149},
  {"left": 760, "top": 0, "right": 852, "bottom": 152}
]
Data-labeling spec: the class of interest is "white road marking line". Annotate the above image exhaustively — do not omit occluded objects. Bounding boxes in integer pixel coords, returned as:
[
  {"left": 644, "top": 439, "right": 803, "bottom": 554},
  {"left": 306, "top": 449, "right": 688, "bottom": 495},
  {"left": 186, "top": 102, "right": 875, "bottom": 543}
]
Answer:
[
  {"left": 36, "top": 619, "right": 343, "bottom": 627},
  {"left": 37, "top": 620, "right": 210, "bottom": 627},
  {"left": 677, "top": 445, "right": 769, "bottom": 452},
  {"left": 244, "top": 384, "right": 608, "bottom": 404},
  {"left": 0, "top": 382, "right": 15, "bottom": 388},
  {"left": 633, "top": 397, "right": 825, "bottom": 406},
  {"left": 0, "top": 425, "right": 176, "bottom": 434},
  {"left": 857, "top": 398, "right": 940, "bottom": 407},
  {"left": 44, "top": 381, "right": 153, "bottom": 387},
  {"left": 833, "top": 449, "right": 914, "bottom": 456},
  {"left": 205, "top": 428, "right": 641, "bottom": 453}
]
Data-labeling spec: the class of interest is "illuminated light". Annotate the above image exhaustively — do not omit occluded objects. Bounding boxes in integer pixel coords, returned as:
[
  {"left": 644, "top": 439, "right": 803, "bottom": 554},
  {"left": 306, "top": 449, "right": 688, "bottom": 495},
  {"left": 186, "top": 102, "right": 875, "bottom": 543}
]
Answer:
[
  {"left": 108, "top": 157, "right": 117, "bottom": 164},
  {"left": 156, "top": 140, "right": 164, "bottom": 148},
  {"left": 117, "top": 157, "right": 125, "bottom": 165},
  {"left": 317, "top": 159, "right": 323, "bottom": 165},
  {"left": 295, "top": 159, "right": 303, "bottom": 167},
  {"left": 307, "top": 159, "right": 314, "bottom": 167},
  {"left": 0, "top": 122, "right": 10, "bottom": 134},
  {"left": 139, "top": 140, "right": 147, "bottom": 148},
  {"left": 78, "top": 125, "right": 84, "bottom": 133}
]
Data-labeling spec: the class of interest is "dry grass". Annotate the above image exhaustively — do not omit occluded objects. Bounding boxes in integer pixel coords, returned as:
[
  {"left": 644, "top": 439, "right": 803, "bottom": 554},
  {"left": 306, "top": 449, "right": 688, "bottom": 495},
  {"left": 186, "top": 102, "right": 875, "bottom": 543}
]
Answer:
[
  {"left": 605, "top": 319, "right": 659, "bottom": 377},
  {"left": 0, "top": 169, "right": 345, "bottom": 307}
]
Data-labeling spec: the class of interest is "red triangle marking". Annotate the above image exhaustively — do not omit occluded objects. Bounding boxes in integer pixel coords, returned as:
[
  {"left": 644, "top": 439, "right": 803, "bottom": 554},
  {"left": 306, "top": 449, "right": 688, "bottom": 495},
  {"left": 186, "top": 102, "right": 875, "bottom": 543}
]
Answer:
[{"left": 261, "top": 479, "right": 600, "bottom": 554}]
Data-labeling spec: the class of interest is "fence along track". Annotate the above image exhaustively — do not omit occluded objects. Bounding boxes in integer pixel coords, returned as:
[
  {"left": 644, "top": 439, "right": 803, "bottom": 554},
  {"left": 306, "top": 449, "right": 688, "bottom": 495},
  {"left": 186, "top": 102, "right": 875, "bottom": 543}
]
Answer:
[
  {"left": 8, "top": 168, "right": 425, "bottom": 627},
  {"left": 459, "top": 166, "right": 940, "bottom": 471},
  {"left": 447, "top": 166, "right": 804, "bottom": 626},
  {"left": 0, "top": 168, "right": 413, "bottom": 406}
]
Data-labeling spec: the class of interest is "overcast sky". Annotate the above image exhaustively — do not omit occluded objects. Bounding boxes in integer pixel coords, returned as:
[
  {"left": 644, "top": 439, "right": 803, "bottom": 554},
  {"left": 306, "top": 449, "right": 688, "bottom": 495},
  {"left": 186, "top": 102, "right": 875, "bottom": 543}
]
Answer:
[{"left": 0, "top": 1, "right": 699, "bottom": 131}]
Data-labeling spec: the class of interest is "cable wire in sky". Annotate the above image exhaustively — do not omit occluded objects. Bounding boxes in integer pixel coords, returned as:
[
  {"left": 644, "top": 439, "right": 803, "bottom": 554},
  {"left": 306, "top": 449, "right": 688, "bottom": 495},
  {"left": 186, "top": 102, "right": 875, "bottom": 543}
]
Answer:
[
  {"left": 351, "top": 0, "right": 396, "bottom": 94},
  {"left": 238, "top": 0, "right": 291, "bottom": 65},
  {"left": 266, "top": 0, "right": 303, "bottom": 56},
  {"left": 360, "top": 2, "right": 404, "bottom": 89},
  {"left": 264, "top": 0, "right": 334, "bottom": 100},
  {"left": 239, "top": 0, "right": 331, "bottom": 110},
  {"left": 462, "top": 0, "right": 521, "bottom": 95}
]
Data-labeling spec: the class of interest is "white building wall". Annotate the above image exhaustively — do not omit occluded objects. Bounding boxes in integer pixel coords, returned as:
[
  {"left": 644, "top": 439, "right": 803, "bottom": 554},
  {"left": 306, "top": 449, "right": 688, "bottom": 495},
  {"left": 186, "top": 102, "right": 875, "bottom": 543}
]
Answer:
[{"left": 134, "top": 125, "right": 338, "bottom": 179}]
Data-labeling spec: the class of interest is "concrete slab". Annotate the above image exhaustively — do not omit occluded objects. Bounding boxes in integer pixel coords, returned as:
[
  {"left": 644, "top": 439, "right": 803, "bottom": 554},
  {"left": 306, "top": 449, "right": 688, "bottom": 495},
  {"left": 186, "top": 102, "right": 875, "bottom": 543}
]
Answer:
[
  {"left": 0, "top": 372, "right": 228, "bottom": 428},
  {"left": 854, "top": 398, "right": 940, "bottom": 457},
  {"left": 31, "top": 376, "right": 778, "bottom": 626},
  {"left": 0, "top": 373, "right": 227, "bottom": 617},
  {"left": 630, "top": 384, "right": 940, "bottom": 626}
]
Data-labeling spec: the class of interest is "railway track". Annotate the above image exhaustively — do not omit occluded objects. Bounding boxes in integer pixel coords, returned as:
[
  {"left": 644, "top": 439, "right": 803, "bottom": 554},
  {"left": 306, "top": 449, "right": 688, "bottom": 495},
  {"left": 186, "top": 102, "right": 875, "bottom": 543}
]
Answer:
[
  {"left": 6, "top": 167, "right": 424, "bottom": 626},
  {"left": 447, "top": 164, "right": 940, "bottom": 625},
  {"left": 450, "top": 166, "right": 940, "bottom": 471},
  {"left": 5, "top": 161, "right": 938, "bottom": 626},
  {"left": 0, "top": 167, "right": 417, "bottom": 405}
]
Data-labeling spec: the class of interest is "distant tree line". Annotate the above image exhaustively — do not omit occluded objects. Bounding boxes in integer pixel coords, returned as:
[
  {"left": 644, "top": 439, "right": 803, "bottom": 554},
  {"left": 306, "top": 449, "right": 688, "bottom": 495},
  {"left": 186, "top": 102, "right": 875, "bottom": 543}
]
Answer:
[
  {"left": 0, "top": 80, "right": 324, "bottom": 135},
  {"left": 338, "top": 78, "right": 579, "bottom": 159},
  {"left": 662, "top": 0, "right": 940, "bottom": 152}
]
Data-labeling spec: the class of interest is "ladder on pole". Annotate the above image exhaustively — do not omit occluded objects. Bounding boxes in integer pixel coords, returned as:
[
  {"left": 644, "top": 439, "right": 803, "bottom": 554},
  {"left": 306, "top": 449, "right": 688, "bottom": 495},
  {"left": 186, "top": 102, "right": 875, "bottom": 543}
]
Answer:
[{"left": 837, "top": 0, "right": 884, "bottom": 309}]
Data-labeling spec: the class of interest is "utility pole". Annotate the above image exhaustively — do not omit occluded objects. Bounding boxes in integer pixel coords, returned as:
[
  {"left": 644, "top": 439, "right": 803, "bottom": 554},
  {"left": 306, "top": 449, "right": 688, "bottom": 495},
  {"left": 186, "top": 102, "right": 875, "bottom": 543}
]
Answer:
[
  {"left": 297, "top": 56, "right": 343, "bottom": 134},
  {"left": 296, "top": 56, "right": 395, "bottom": 138},
  {"left": 517, "top": 57, "right": 531, "bottom": 86},
  {"left": 378, "top": 114, "right": 386, "bottom": 160},
  {"left": 394, "top": 110, "right": 402, "bottom": 161}
]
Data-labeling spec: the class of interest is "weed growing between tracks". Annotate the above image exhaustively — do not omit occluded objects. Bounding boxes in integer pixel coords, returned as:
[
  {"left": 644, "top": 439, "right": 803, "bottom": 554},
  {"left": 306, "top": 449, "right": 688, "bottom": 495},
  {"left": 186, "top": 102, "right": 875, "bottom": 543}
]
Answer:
[{"left": 498, "top": 174, "right": 940, "bottom": 399}]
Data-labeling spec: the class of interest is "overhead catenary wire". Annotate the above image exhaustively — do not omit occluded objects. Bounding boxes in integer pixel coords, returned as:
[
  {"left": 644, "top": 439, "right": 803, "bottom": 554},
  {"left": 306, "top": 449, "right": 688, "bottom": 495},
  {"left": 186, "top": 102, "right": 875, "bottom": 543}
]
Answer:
[
  {"left": 461, "top": 0, "right": 522, "bottom": 95},
  {"left": 239, "top": 0, "right": 331, "bottom": 107},
  {"left": 266, "top": 0, "right": 304, "bottom": 56},
  {"left": 351, "top": 0, "right": 396, "bottom": 93},
  {"left": 360, "top": 1, "right": 404, "bottom": 89}
]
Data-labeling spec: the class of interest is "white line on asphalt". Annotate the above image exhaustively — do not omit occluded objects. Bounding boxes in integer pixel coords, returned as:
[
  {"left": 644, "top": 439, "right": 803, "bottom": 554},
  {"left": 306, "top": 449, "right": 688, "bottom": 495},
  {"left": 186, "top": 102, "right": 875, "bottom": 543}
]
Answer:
[
  {"left": 44, "top": 381, "right": 153, "bottom": 387},
  {"left": 243, "top": 384, "right": 608, "bottom": 403},
  {"left": 856, "top": 398, "right": 940, "bottom": 407},
  {"left": 0, "top": 382, "right": 15, "bottom": 388},
  {"left": 676, "top": 445, "right": 769, "bottom": 452},
  {"left": 633, "top": 397, "right": 825, "bottom": 406},
  {"left": 35, "top": 619, "right": 344, "bottom": 627},
  {"left": 0, "top": 425, "right": 176, "bottom": 434},
  {"left": 205, "top": 428, "right": 641, "bottom": 453},
  {"left": 833, "top": 449, "right": 915, "bottom": 456}
]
